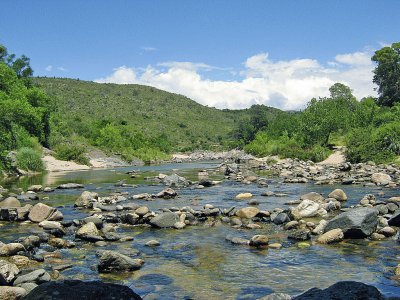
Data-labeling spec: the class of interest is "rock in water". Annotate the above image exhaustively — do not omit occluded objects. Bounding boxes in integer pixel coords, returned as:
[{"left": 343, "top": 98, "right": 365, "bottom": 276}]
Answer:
[
  {"left": 23, "top": 280, "right": 142, "bottom": 300},
  {"left": 328, "top": 189, "right": 348, "bottom": 201},
  {"left": 324, "top": 207, "right": 378, "bottom": 238},
  {"left": 0, "top": 260, "right": 20, "bottom": 285},
  {"left": 0, "top": 197, "right": 21, "bottom": 208},
  {"left": 293, "top": 281, "right": 384, "bottom": 300},
  {"left": 13, "top": 269, "right": 50, "bottom": 285},
  {"left": 0, "top": 286, "right": 26, "bottom": 300},
  {"left": 97, "top": 250, "right": 144, "bottom": 273},
  {"left": 290, "top": 199, "right": 320, "bottom": 219},
  {"left": 371, "top": 173, "right": 391, "bottom": 185},
  {"left": 75, "top": 191, "right": 98, "bottom": 208},
  {"left": 236, "top": 207, "right": 260, "bottom": 219},
  {"left": 28, "top": 203, "right": 63, "bottom": 223},
  {"left": 317, "top": 229, "right": 344, "bottom": 244},
  {"left": 149, "top": 212, "right": 179, "bottom": 228}
]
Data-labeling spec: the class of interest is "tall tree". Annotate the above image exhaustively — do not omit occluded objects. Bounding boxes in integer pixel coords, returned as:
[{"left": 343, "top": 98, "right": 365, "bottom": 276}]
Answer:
[{"left": 371, "top": 42, "right": 400, "bottom": 106}]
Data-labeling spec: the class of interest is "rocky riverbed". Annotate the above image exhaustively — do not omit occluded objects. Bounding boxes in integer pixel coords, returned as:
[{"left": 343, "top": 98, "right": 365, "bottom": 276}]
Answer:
[{"left": 1, "top": 159, "right": 400, "bottom": 299}]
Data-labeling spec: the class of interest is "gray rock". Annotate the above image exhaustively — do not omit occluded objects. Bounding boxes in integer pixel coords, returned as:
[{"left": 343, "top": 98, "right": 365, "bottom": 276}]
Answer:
[
  {"left": 324, "top": 207, "right": 378, "bottom": 238},
  {"left": 259, "top": 293, "right": 291, "bottom": 300},
  {"left": 0, "top": 243, "right": 25, "bottom": 256},
  {"left": 97, "top": 250, "right": 144, "bottom": 273},
  {"left": 155, "top": 188, "right": 177, "bottom": 198},
  {"left": 27, "top": 185, "right": 43, "bottom": 192},
  {"left": 149, "top": 212, "right": 179, "bottom": 228},
  {"left": 328, "top": 189, "right": 348, "bottom": 201},
  {"left": 75, "top": 191, "right": 98, "bottom": 208},
  {"left": 28, "top": 203, "right": 63, "bottom": 223},
  {"left": 57, "top": 183, "right": 84, "bottom": 189},
  {"left": 0, "top": 260, "right": 20, "bottom": 285},
  {"left": 23, "top": 280, "right": 142, "bottom": 300},
  {"left": 161, "top": 174, "right": 189, "bottom": 187},
  {"left": 272, "top": 212, "right": 290, "bottom": 225},
  {"left": 76, "top": 222, "right": 102, "bottom": 241},
  {"left": 300, "top": 192, "right": 325, "bottom": 203},
  {"left": 0, "top": 197, "right": 21, "bottom": 208},
  {"left": 0, "top": 286, "right": 26, "bottom": 300},
  {"left": 293, "top": 281, "right": 384, "bottom": 300},
  {"left": 13, "top": 269, "right": 50, "bottom": 285}
]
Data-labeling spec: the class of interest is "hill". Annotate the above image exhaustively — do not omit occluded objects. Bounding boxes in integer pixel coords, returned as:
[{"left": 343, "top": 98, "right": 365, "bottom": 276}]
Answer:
[{"left": 34, "top": 77, "right": 282, "bottom": 153}]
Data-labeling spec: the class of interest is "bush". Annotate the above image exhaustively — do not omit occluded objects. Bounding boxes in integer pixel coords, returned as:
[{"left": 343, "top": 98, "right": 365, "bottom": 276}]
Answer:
[
  {"left": 16, "top": 147, "right": 44, "bottom": 171},
  {"left": 346, "top": 126, "right": 397, "bottom": 163},
  {"left": 54, "top": 138, "right": 89, "bottom": 165}
]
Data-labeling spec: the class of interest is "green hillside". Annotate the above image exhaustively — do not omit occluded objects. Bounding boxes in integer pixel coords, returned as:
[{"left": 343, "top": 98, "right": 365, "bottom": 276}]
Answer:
[{"left": 34, "top": 77, "right": 281, "bottom": 155}]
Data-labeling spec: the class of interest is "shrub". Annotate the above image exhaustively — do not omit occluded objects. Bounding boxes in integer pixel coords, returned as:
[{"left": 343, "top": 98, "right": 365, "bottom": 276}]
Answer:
[
  {"left": 54, "top": 138, "right": 89, "bottom": 165},
  {"left": 16, "top": 147, "right": 44, "bottom": 171}
]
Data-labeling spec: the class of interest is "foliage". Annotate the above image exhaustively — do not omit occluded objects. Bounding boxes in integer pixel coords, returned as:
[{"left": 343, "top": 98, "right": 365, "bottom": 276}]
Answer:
[
  {"left": 54, "top": 136, "right": 89, "bottom": 165},
  {"left": 0, "top": 44, "right": 53, "bottom": 172},
  {"left": 15, "top": 147, "right": 44, "bottom": 171},
  {"left": 372, "top": 42, "right": 400, "bottom": 106}
]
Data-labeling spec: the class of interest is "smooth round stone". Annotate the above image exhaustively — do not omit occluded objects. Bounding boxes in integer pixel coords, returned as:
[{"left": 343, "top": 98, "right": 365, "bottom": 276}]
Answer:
[
  {"left": 204, "top": 204, "right": 214, "bottom": 209},
  {"left": 246, "top": 223, "right": 262, "bottom": 229},
  {"left": 145, "top": 240, "right": 160, "bottom": 247},
  {"left": 268, "top": 243, "right": 282, "bottom": 249},
  {"left": 95, "top": 241, "right": 108, "bottom": 247},
  {"left": 174, "top": 222, "right": 186, "bottom": 229}
]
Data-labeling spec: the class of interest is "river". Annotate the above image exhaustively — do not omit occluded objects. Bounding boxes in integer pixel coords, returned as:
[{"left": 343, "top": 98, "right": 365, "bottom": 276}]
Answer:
[{"left": 1, "top": 161, "right": 400, "bottom": 299}]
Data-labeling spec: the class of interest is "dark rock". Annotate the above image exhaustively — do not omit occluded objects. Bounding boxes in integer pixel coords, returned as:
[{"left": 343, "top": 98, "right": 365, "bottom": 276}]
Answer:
[
  {"left": 324, "top": 207, "right": 378, "bottom": 238},
  {"left": 23, "top": 280, "right": 142, "bottom": 300},
  {"left": 388, "top": 211, "right": 400, "bottom": 227},
  {"left": 288, "top": 229, "right": 311, "bottom": 241},
  {"left": 293, "top": 281, "right": 384, "bottom": 300},
  {"left": 273, "top": 212, "right": 290, "bottom": 225},
  {"left": 17, "top": 193, "right": 39, "bottom": 201},
  {"left": 198, "top": 179, "right": 213, "bottom": 187}
]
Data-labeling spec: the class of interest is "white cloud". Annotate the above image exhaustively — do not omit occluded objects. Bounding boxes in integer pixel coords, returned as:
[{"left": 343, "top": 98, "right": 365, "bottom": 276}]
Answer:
[
  {"left": 57, "top": 66, "right": 67, "bottom": 72},
  {"left": 45, "top": 65, "right": 67, "bottom": 72},
  {"left": 45, "top": 65, "right": 53, "bottom": 72},
  {"left": 95, "top": 49, "right": 377, "bottom": 110}
]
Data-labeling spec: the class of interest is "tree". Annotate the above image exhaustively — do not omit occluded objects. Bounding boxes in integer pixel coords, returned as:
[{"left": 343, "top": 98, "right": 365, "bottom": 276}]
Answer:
[{"left": 371, "top": 42, "right": 400, "bottom": 106}]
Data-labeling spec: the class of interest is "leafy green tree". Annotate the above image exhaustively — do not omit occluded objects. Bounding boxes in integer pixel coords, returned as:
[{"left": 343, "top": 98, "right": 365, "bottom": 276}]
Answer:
[{"left": 371, "top": 42, "right": 400, "bottom": 106}]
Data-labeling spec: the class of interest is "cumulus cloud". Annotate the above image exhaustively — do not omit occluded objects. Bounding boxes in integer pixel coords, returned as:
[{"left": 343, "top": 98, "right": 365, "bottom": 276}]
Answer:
[
  {"left": 45, "top": 65, "right": 53, "bottom": 72},
  {"left": 95, "top": 49, "right": 376, "bottom": 110}
]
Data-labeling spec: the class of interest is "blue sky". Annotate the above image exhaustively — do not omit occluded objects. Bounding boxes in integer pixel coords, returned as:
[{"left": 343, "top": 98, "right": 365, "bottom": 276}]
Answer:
[{"left": 1, "top": 1, "right": 399, "bottom": 109}]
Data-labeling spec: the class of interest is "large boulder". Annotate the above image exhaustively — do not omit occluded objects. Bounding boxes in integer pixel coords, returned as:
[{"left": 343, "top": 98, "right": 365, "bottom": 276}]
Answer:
[
  {"left": 0, "top": 260, "right": 20, "bottom": 285},
  {"left": 328, "top": 189, "right": 347, "bottom": 201},
  {"left": 0, "top": 286, "right": 26, "bottom": 300},
  {"left": 324, "top": 207, "right": 378, "bottom": 238},
  {"left": 28, "top": 203, "right": 63, "bottom": 223},
  {"left": 13, "top": 269, "right": 50, "bottom": 285},
  {"left": 300, "top": 192, "right": 325, "bottom": 203},
  {"left": 0, "top": 243, "right": 25, "bottom": 256},
  {"left": 371, "top": 173, "right": 391, "bottom": 185},
  {"left": 23, "top": 280, "right": 142, "bottom": 300},
  {"left": 293, "top": 281, "right": 384, "bottom": 300},
  {"left": 0, "top": 197, "right": 21, "bottom": 208},
  {"left": 290, "top": 200, "right": 321, "bottom": 219},
  {"left": 388, "top": 211, "right": 400, "bottom": 227},
  {"left": 75, "top": 191, "right": 98, "bottom": 208},
  {"left": 236, "top": 207, "right": 260, "bottom": 219},
  {"left": 97, "top": 250, "right": 144, "bottom": 273},
  {"left": 149, "top": 212, "right": 179, "bottom": 228},
  {"left": 76, "top": 222, "right": 102, "bottom": 241},
  {"left": 162, "top": 174, "right": 189, "bottom": 187}
]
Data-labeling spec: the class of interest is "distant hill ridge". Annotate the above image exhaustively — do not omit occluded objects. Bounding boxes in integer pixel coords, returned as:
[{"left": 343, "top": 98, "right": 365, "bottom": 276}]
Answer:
[{"left": 34, "top": 77, "right": 281, "bottom": 151}]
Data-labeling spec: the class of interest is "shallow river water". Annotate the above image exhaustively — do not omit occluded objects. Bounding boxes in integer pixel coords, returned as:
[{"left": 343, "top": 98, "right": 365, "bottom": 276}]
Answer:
[{"left": 1, "top": 161, "right": 400, "bottom": 299}]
